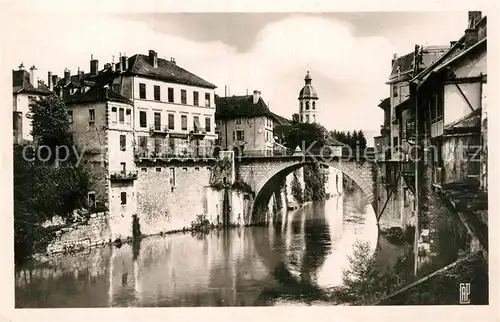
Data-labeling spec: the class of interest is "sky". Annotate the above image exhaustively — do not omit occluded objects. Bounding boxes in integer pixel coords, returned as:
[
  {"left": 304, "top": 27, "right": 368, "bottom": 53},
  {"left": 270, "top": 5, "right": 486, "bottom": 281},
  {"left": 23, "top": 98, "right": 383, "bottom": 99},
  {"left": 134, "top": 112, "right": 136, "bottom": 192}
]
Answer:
[{"left": 1, "top": 1, "right": 471, "bottom": 144}]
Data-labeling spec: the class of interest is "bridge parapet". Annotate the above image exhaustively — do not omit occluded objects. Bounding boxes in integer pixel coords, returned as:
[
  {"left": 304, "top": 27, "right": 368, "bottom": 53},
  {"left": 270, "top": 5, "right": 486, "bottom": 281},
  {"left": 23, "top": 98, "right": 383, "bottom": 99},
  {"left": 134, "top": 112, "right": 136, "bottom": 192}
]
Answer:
[{"left": 235, "top": 156, "right": 376, "bottom": 222}]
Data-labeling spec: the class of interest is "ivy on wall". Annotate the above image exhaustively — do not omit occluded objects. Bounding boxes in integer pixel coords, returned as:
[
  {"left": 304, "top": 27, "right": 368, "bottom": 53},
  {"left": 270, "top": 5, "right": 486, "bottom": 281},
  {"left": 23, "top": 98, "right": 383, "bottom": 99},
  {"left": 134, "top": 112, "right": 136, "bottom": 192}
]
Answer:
[
  {"left": 209, "top": 156, "right": 233, "bottom": 186},
  {"left": 303, "top": 163, "right": 327, "bottom": 202}
]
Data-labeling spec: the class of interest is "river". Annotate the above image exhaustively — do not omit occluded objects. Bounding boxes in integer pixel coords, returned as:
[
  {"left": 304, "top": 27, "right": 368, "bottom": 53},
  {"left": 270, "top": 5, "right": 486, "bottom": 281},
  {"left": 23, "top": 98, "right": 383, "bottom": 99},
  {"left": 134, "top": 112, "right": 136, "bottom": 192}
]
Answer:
[{"left": 15, "top": 191, "right": 399, "bottom": 308}]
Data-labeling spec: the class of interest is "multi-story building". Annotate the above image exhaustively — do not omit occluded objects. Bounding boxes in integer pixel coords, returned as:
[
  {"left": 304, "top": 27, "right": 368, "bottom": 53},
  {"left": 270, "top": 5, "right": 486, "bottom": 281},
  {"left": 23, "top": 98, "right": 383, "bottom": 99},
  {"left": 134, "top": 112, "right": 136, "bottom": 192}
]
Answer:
[
  {"left": 12, "top": 63, "right": 53, "bottom": 144},
  {"left": 387, "top": 11, "right": 488, "bottom": 267},
  {"left": 63, "top": 50, "right": 222, "bottom": 239},
  {"left": 298, "top": 71, "right": 319, "bottom": 123},
  {"left": 65, "top": 87, "right": 136, "bottom": 239},
  {"left": 374, "top": 97, "right": 391, "bottom": 160},
  {"left": 215, "top": 90, "right": 290, "bottom": 156},
  {"left": 387, "top": 45, "right": 449, "bottom": 160}
]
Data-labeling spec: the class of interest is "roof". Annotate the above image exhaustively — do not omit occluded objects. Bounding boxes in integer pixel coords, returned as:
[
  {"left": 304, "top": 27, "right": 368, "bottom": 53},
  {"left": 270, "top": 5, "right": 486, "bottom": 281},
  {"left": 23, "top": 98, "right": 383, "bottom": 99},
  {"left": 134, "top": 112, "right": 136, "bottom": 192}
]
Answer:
[
  {"left": 299, "top": 85, "right": 318, "bottom": 99},
  {"left": 215, "top": 94, "right": 290, "bottom": 124},
  {"left": 12, "top": 70, "right": 53, "bottom": 95},
  {"left": 299, "top": 71, "right": 318, "bottom": 99},
  {"left": 65, "top": 86, "right": 132, "bottom": 105},
  {"left": 444, "top": 108, "right": 481, "bottom": 130},
  {"left": 416, "top": 36, "right": 486, "bottom": 89},
  {"left": 389, "top": 52, "right": 414, "bottom": 79},
  {"left": 388, "top": 46, "right": 449, "bottom": 84},
  {"left": 433, "top": 38, "right": 486, "bottom": 74},
  {"left": 56, "top": 52, "right": 217, "bottom": 90},
  {"left": 378, "top": 97, "right": 390, "bottom": 109},
  {"left": 124, "top": 54, "right": 216, "bottom": 89}
]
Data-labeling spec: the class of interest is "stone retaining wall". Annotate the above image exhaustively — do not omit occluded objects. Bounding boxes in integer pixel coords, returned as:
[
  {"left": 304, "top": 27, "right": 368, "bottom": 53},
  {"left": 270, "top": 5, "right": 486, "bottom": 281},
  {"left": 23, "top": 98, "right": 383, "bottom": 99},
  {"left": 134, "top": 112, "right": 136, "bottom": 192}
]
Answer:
[{"left": 45, "top": 212, "right": 111, "bottom": 254}]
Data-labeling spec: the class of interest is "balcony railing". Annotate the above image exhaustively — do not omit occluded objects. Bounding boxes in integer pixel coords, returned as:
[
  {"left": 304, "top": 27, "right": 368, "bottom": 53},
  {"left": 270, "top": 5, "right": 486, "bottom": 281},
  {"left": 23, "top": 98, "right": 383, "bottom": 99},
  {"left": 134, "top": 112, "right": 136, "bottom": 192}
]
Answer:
[
  {"left": 134, "top": 147, "right": 215, "bottom": 160},
  {"left": 149, "top": 125, "right": 169, "bottom": 136},
  {"left": 110, "top": 170, "right": 138, "bottom": 182}
]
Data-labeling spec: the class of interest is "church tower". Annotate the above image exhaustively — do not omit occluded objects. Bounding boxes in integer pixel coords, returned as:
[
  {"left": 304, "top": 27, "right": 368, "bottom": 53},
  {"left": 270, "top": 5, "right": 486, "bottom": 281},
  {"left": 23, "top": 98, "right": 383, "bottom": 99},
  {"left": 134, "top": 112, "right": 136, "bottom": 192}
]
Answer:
[{"left": 298, "top": 71, "right": 319, "bottom": 123}]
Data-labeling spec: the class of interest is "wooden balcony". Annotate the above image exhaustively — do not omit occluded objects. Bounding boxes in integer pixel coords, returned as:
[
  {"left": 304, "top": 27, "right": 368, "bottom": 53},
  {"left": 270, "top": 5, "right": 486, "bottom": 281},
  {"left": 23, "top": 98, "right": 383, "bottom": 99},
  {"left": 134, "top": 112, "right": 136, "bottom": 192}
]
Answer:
[{"left": 431, "top": 117, "right": 444, "bottom": 138}]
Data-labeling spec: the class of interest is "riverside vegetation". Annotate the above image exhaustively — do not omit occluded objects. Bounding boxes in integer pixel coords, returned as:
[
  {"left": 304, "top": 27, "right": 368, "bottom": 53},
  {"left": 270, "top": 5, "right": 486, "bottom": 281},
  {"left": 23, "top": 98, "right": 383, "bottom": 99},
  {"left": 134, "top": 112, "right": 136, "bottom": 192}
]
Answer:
[{"left": 14, "top": 95, "right": 91, "bottom": 265}]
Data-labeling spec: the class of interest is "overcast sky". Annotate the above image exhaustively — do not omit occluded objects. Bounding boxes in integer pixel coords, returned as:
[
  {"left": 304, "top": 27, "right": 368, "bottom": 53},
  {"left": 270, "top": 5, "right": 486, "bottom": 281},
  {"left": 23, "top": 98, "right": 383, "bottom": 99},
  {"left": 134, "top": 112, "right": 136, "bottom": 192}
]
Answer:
[{"left": 2, "top": 1, "right": 472, "bottom": 143}]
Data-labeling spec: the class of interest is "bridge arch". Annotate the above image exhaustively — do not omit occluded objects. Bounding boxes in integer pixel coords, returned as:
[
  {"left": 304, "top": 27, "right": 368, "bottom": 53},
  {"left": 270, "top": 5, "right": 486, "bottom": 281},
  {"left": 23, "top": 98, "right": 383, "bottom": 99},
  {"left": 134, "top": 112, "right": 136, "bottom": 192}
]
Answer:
[{"left": 236, "top": 158, "right": 375, "bottom": 224}]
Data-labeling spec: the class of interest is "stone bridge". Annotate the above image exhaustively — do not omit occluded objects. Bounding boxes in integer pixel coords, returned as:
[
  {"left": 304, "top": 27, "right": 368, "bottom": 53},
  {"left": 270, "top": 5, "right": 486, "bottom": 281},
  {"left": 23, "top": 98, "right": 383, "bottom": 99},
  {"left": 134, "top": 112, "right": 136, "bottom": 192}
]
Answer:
[{"left": 235, "top": 155, "right": 376, "bottom": 221}]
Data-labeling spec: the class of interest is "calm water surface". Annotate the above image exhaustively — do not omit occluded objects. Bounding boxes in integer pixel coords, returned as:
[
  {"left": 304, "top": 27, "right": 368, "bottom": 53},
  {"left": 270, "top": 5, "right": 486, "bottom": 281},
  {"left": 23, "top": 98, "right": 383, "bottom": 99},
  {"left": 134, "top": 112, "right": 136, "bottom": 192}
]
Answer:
[{"left": 16, "top": 192, "right": 384, "bottom": 307}]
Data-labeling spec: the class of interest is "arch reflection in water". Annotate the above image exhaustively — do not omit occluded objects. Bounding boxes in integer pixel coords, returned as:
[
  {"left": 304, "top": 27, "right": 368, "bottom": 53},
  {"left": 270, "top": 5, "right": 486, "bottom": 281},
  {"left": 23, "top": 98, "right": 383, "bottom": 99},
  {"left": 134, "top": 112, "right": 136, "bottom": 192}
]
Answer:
[{"left": 15, "top": 192, "right": 378, "bottom": 307}]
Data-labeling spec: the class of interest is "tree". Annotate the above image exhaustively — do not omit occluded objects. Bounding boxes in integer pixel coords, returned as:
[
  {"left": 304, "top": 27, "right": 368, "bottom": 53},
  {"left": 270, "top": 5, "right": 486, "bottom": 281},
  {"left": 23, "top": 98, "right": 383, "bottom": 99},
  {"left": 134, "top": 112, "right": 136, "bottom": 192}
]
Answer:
[
  {"left": 28, "top": 95, "right": 73, "bottom": 150},
  {"left": 291, "top": 171, "right": 303, "bottom": 204},
  {"left": 14, "top": 95, "right": 91, "bottom": 264},
  {"left": 291, "top": 113, "right": 300, "bottom": 124},
  {"left": 341, "top": 240, "right": 384, "bottom": 304}
]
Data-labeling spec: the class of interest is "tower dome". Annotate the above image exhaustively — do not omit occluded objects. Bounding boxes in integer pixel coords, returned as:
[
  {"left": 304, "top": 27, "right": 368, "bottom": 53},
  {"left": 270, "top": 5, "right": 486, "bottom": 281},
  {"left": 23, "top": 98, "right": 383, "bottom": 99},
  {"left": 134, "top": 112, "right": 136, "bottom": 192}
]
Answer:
[
  {"left": 297, "top": 71, "right": 319, "bottom": 124},
  {"left": 298, "top": 71, "right": 318, "bottom": 99}
]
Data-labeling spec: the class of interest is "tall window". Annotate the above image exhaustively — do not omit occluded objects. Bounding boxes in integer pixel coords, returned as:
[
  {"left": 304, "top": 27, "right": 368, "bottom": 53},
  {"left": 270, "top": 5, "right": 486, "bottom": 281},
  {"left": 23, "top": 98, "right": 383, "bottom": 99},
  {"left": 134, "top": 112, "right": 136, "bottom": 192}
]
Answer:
[
  {"left": 138, "top": 136, "right": 147, "bottom": 148},
  {"left": 306, "top": 114, "right": 309, "bottom": 123},
  {"left": 393, "top": 85, "right": 398, "bottom": 98},
  {"left": 126, "top": 109, "right": 131, "bottom": 124},
  {"left": 168, "top": 113, "right": 175, "bottom": 130},
  {"left": 193, "top": 91, "right": 199, "bottom": 106},
  {"left": 154, "top": 112, "right": 161, "bottom": 130},
  {"left": 89, "top": 109, "right": 95, "bottom": 123},
  {"left": 305, "top": 102, "right": 309, "bottom": 110},
  {"left": 139, "top": 111, "right": 147, "bottom": 128},
  {"left": 205, "top": 93, "right": 211, "bottom": 107},
  {"left": 154, "top": 85, "right": 161, "bottom": 101},
  {"left": 193, "top": 116, "right": 200, "bottom": 131},
  {"left": 168, "top": 87, "right": 174, "bottom": 102},
  {"left": 300, "top": 102, "right": 303, "bottom": 111},
  {"left": 181, "top": 90, "right": 187, "bottom": 104},
  {"left": 121, "top": 192, "right": 127, "bottom": 205},
  {"left": 181, "top": 115, "right": 188, "bottom": 130},
  {"left": 119, "top": 108, "right": 124, "bottom": 124},
  {"left": 312, "top": 102, "right": 316, "bottom": 110},
  {"left": 111, "top": 107, "right": 117, "bottom": 123},
  {"left": 88, "top": 192, "right": 96, "bottom": 208},
  {"left": 120, "top": 135, "right": 126, "bottom": 151},
  {"left": 139, "top": 83, "right": 146, "bottom": 99},
  {"left": 236, "top": 130, "right": 244, "bottom": 141},
  {"left": 205, "top": 117, "right": 211, "bottom": 132},
  {"left": 170, "top": 168, "right": 176, "bottom": 186}
]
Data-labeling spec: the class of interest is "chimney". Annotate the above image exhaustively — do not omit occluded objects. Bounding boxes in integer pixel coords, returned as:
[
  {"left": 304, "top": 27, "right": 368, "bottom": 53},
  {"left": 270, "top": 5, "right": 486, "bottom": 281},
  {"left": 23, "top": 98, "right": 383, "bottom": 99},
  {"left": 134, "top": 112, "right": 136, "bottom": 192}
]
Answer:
[
  {"left": 64, "top": 68, "right": 71, "bottom": 85},
  {"left": 391, "top": 53, "right": 398, "bottom": 66},
  {"left": 104, "top": 63, "right": 111, "bottom": 70},
  {"left": 90, "top": 54, "right": 99, "bottom": 76},
  {"left": 78, "top": 69, "right": 84, "bottom": 80},
  {"left": 412, "top": 44, "right": 420, "bottom": 74},
  {"left": 170, "top": 57, "right": 176, "bottom": 64},
  {"left": 149, "top": 50, "right": 158, "bottom": 68},
  {"left": 18, "top": 62, "right": 25, "bottom": 71},
  {"left": 111, "top": 55, "right": 116, "bottom": 72},
  {"left": 30, "top": 65, "right": 38, "bottom": 88},
  {"left": 253, "top": 90, "right": 261, "bottom": 104},
  {"left": 48, "top": 71, "right": 53, "bottom": 91},
  {"left": 120, "top": 53, "right": 128, "bottom": 72},
  {"left": 52, "top": 74, "right": 59, "bottom": 89},
  {"left": 468, "top": 11, "right": 482, "bottom": 29}
]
